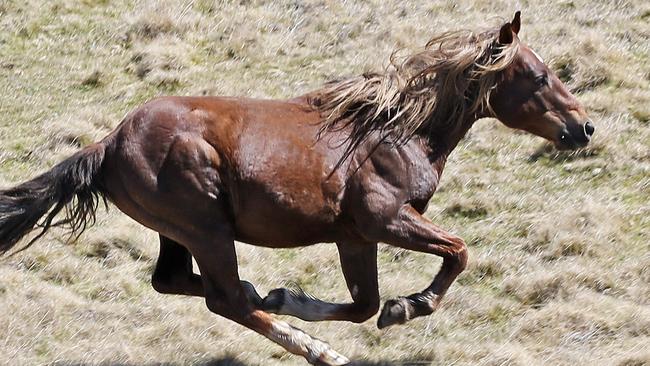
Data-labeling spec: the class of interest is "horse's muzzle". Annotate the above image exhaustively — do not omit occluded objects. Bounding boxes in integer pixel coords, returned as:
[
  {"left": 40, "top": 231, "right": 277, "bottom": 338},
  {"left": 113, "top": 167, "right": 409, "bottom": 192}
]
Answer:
[{"left": 558, "top": 121, "right": 594, "bottom": 150}]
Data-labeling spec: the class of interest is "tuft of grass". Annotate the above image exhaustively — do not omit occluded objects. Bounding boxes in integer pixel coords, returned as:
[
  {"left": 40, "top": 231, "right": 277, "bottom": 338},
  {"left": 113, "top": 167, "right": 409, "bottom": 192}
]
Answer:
[
  {"left": 128, "top": 37, "right": 190, "bottom": 86},
  {"left": 443, "top": 198, "right": 492, "bottom": 219},
  {"left": 80, "top": 70, "right": 103, "bottom": 88},
  {"left": 617, "top": 352, "right": 650, "bottom": 366},
  {"left": 551, "top": 55, "right": 576, "bottom": 83},
  {"left": 632, "top": 108, "right": 650, "bottom": 124},
  {"left": 503, "top": 271, "right": 564, "bottom": 307}
]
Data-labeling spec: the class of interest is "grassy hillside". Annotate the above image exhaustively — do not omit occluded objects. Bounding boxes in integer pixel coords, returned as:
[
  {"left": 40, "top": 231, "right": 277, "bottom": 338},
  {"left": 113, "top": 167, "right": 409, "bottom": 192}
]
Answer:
[{"left": 1, "top": 0, "right": 649, "bottom": 365}]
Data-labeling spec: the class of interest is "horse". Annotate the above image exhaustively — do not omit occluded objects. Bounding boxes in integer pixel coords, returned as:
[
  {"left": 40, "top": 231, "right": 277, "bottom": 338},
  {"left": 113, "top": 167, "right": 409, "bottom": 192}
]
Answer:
[{"left": 0, "top": 12, "right": 594, "bottom": 365}]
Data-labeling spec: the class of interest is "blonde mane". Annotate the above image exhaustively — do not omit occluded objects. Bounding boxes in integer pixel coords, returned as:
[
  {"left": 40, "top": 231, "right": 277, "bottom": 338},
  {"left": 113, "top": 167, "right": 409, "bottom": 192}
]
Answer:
[{"left": 312, "top": 26, "right": 520, "bottom": 158}]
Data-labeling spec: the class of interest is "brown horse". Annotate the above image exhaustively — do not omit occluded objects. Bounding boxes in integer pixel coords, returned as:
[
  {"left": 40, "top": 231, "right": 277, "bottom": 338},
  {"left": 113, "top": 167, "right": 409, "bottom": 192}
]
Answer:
[{"left": 0, "top": 12, "right": 593, "bottom": 365}]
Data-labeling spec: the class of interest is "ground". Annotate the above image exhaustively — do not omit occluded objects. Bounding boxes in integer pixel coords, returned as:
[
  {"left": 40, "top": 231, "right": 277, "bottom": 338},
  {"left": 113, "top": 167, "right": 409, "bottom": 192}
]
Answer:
[{"left": 0, "top": 1, "right": 649, "bottom": 365}]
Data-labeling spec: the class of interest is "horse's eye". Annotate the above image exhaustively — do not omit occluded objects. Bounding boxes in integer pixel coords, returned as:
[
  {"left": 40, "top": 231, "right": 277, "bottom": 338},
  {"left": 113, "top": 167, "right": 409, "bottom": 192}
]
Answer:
[{"left": 534, "top": 75, "right": 548, "bottom": 87}]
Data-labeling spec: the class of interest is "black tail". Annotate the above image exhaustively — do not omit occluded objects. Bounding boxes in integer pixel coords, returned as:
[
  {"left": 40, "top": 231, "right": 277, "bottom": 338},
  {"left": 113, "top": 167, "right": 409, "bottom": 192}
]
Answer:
[{"left": 0, "top": 143, "right": 107, "bottom": 255}]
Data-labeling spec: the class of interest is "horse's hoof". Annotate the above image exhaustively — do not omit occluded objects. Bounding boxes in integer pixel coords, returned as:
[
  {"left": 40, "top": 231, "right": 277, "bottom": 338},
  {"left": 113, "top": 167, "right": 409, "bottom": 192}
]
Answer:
[
  {"left": 261, "top": 288, "right": 287, "bottom": 313},
  {"left": 314, "top": 348, "right": 350, "bottom": 366},
  {"left": 308, "top": 339, "right": 350, "bottom": 366},
  {"left": 377, "top": 297, "right": 411, "bottom": 329}
]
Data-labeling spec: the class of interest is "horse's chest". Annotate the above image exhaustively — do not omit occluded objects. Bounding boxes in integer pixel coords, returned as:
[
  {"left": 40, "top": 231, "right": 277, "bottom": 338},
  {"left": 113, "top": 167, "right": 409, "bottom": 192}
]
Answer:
[
  {"left": 390, "top": 144, "right": 444, "bottom": 204},
  {"left": 406, "top": 161, "right": 442, "bottom": 212}
]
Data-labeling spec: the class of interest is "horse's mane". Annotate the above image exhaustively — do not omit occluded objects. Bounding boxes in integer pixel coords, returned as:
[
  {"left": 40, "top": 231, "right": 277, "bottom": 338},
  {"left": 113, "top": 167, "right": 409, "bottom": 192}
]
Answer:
[{"left": 311, "top": 26, "right": 520, "bottom": 163}]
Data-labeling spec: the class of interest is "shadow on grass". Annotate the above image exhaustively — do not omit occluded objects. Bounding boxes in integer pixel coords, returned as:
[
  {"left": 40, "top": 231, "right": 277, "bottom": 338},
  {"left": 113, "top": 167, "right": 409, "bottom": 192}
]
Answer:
[
  {"left": 55, "top": 357, "right": 433, "bottom": 366},
  {"left": 350, "top": 362, "right": 434, "bottom": 366},
  {"left": 53, "top": 358, "right": 247, "bottom": 366}
]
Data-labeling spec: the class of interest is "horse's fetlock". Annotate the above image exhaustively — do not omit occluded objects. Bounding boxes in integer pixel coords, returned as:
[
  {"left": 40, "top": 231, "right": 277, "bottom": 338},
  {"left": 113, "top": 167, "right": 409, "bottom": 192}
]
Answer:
[
  {"left": 241, "top": 281, "right": 264, "bottom": 308},
  {"left": 261, "top": 288, "right": 287, "bottom": 313}
]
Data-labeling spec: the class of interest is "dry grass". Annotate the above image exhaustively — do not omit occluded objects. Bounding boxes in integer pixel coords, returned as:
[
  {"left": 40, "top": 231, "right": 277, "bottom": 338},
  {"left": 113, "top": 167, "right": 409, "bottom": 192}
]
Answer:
[{"left": 1, "top": 0, "right": 649, "bottom": 365}]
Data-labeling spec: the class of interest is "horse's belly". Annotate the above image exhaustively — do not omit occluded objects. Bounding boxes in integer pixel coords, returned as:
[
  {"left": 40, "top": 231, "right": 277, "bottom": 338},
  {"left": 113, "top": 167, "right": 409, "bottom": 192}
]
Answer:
[
  {"left": 233, "top": 209, "right": 342, "bottom": 248},
  {"left": 231, "top": 181, "right": 344, "bottom": 247}
]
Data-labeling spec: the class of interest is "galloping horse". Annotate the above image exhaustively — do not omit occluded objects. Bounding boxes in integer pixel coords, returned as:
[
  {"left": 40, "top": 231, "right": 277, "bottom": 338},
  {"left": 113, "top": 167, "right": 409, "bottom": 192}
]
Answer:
[{"left": 0, "top": 12, "right": 593, "bottom": 365}]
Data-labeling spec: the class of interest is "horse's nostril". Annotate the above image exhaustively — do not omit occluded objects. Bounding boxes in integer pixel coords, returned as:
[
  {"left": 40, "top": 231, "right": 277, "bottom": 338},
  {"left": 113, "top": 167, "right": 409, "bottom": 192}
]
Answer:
[{"left": 584, "top": 121, "right": 595, "bottom": 137}]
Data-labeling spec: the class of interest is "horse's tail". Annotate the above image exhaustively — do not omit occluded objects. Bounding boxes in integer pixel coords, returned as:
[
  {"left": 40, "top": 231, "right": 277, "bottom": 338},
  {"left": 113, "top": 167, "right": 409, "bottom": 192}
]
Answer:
[{"left": 0, "top": 143, "right": 108, "bottom": 255}]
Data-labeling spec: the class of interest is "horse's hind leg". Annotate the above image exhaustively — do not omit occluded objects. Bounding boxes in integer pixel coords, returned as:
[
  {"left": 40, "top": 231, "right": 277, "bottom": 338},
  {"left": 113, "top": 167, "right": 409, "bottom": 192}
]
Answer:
[
  {"left": 151, "top": 235, "right": 263, "bottom": 306},
  {"left": 189, "top": 227, "right": 349, "bottom": 366},
  {"left": 262, "top": 241, "right": 380, "bottom": 323},
  {"left": 151, "top": 234, "right": 203, "bottom": 296}
]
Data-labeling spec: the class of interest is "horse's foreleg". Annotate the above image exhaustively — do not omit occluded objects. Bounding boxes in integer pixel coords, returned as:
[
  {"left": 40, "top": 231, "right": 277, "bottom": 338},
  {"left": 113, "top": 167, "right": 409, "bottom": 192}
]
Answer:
[
  {"left": 262, "top": 241, "right": 379, "bottom": 323},
  {"left": 151, "top": 235, "right": 263, "bottom": 306},
  {"left": 375, "top": 204, "right": 468, "bottom": 329},
  {"left": 190, "top": 229, "right": 349, "bottom": 366}
]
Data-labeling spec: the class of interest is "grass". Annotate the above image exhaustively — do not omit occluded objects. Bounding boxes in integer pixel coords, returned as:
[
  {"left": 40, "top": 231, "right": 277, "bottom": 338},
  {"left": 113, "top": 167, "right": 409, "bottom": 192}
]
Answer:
[{"left": 1, "top": 0, "right": 649, "bottom": 365}]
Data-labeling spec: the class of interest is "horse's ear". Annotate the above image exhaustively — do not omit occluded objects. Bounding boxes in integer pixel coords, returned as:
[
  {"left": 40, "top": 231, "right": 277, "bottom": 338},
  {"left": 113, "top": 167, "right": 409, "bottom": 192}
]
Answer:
[
  {"left": 499, "top": 22, "right": 514, "bottom": 44},
  {"left": 512, "top": 11, "right": 521, "bottom": 34}
]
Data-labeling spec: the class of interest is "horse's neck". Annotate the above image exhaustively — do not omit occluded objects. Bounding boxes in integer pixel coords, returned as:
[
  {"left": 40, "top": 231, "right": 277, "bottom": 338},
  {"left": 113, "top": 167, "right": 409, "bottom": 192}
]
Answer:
[
  {"left": 422, "top": 74, "right": 493, "bottom": 162},
  {"left": 423, "top": 116, "right": 478, "bottom": 173}
]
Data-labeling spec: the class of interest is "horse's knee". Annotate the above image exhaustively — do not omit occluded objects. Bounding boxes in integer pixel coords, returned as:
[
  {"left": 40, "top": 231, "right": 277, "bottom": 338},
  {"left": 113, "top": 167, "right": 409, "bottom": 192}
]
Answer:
[
  {"left": 444, "top": 239, "right": 468, "bottom": 273},
  {"left": 455, "top": 245, "right": 468, "bottom": 273}
]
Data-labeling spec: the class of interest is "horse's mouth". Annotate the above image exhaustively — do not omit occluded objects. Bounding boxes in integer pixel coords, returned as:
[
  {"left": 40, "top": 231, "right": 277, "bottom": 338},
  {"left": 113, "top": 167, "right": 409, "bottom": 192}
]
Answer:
[{"left": 556, "top": 129, "right": 590, "bottom": 150}]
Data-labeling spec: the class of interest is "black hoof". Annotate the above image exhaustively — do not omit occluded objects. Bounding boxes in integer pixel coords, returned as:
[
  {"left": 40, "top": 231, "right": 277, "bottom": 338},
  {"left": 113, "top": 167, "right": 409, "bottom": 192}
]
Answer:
[{"left": 377, "top": 297, "right": 411, "bottom": 329}]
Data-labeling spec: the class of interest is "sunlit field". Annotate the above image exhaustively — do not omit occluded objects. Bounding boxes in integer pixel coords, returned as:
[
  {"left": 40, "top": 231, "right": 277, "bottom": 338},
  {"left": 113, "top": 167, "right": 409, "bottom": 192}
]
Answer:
[{"left": 1, "top": 1, "right": 649, "bottom": 365}]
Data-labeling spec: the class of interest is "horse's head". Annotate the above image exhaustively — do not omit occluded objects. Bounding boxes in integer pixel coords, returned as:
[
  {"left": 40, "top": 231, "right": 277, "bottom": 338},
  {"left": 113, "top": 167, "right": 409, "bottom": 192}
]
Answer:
[{"left": 490, "top": 12, "right": 595, "bottom": 150}]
